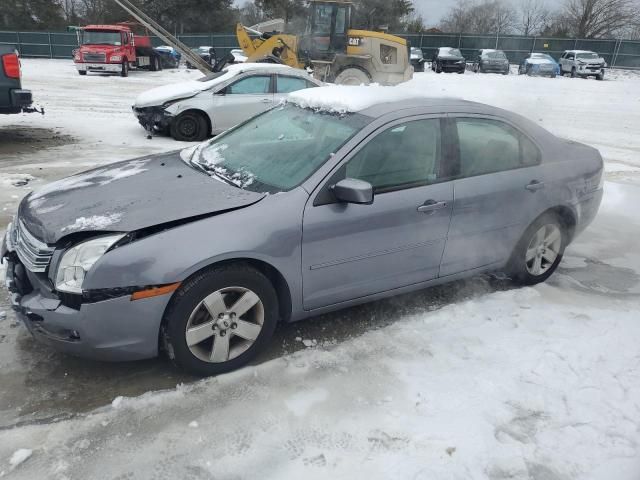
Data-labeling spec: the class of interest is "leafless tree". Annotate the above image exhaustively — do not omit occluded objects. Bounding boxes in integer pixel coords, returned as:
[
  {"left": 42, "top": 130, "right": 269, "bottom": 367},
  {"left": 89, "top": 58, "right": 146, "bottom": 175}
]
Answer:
[
  {"left": 439, "top": 0, "right": 516, "bottom": 34},
  {"left": 562, "top": 0, "right": 640, "bottom": 38},
  {"left": 519, "top": 0, "right": 550, "bottom": 36}
]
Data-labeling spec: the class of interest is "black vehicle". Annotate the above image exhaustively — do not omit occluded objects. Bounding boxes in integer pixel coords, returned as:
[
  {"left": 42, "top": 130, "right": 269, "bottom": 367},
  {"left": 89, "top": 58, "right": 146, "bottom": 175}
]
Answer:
[
  {"left": 410, "top": 47, "right": 425, "bottom": 72},
  {"left": 473, "top": 49, "right": 510, "bottom": 75},
  {"left": 187, "top": 46, "right": 217, "bottom": 70},
  {"left": 432, "top": 47, "right": 465, "bottom": 74},
  {"left": 0, "top": 46, "right": 39, "bottom": 115}
]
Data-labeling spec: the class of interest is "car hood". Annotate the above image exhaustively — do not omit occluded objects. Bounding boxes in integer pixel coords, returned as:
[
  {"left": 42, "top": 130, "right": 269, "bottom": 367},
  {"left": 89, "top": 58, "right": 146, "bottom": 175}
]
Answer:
[
  {"left": 134, "top": 79, "right": 218, "bottom": 107},
  {"left": 19, "top": 151, "right": 265, "bottom": 244},
  {"left": 578, "top": 57, "right": 605, "bottom": 65}
]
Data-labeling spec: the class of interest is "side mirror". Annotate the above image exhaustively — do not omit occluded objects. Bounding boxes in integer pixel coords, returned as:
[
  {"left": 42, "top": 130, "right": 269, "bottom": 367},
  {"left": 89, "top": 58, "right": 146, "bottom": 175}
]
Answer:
[
  {"left": 215, "top": 87, "right": 226, "bottom": 95},
  {"left": 332, "top": 178, "right": 373, "bottom": 205}
]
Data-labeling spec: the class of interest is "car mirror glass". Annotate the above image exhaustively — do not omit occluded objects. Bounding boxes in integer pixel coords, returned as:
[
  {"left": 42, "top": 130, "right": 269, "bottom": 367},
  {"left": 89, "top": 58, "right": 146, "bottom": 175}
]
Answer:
[{"left": 332, "top": 178, "right": 374, "bottom": 205}]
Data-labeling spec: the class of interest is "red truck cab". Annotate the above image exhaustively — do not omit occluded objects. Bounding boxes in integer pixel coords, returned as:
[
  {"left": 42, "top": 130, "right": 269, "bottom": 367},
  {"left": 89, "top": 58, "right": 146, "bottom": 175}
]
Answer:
[{"left": 74, "top": 24, "right": 159, "bottom": 77}]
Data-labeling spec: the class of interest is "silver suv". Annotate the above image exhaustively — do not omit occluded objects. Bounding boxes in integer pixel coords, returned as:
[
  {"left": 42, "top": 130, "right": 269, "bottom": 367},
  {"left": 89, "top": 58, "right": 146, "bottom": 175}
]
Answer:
[{"left": 559, "top": 50, "right": 606, "bottom": 80}]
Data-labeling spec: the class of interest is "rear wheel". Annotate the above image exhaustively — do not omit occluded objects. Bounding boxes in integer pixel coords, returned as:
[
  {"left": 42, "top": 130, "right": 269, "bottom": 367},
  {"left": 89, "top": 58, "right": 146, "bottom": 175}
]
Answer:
[
  {"left": 435, "top": 62, "right": 443, "bottom": 73},
  {"left": 334, "top": 66, "right": 371, "bottom": 85},
  {"left": 507, "top": 214, "right": 566, "bottom": 286},
  {"left": 121, "top": 60, "right": 129, "bottom": 77},
  {"left": 170, "top": 111, "right": 209, "bottom": 142},
  {"left": 164, "top": 264, "right": 279, "bottom": 376}
]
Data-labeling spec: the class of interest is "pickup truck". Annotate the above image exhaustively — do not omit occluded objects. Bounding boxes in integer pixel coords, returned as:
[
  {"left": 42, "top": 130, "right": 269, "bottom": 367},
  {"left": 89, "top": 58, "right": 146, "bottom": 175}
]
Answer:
[{"left": 0, "top": 46, "right": 39, "bottom": 114}]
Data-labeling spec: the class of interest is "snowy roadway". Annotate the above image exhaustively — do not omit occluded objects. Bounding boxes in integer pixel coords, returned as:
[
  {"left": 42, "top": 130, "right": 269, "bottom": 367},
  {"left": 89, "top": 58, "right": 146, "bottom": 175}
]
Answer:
[{"left": 0, "top": 60, "right": 639, "bottom": 479}]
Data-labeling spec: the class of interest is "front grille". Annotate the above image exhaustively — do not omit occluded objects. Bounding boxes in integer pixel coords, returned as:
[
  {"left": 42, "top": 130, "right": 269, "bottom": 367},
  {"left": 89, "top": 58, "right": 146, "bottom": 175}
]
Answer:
[
  {"left": 83, "top": 52, "right": 106, "bottom": 63},
  {"left": 14, "top": 220, "right": 54, "bottom": 273}
]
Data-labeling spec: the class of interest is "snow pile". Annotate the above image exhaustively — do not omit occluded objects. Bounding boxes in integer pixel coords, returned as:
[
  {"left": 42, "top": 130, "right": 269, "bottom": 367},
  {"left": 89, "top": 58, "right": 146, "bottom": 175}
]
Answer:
[
  {"left": 61, "top": 213, "right": 122, "bottom": 233},
  {"left": 8, "top": 449, "right": 32, "bottom": 469},
  {"left": 287, "top": 85, "right": 430, "bottom": 113}
]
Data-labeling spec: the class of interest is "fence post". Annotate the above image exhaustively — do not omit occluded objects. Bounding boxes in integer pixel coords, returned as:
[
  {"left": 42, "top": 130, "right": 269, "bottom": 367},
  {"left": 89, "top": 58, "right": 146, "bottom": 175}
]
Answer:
[
  {"left": 48, "top": 32, "right": 53, "bottom": 58},
  {"left": 531, "top": 36, "right": 536, "bottom": 53},
  {"left": 16, "top": 31, "right": 21, "bottom": 55},
  {"left": 458, "top": 33, "right": 461, "bottom": 48}
]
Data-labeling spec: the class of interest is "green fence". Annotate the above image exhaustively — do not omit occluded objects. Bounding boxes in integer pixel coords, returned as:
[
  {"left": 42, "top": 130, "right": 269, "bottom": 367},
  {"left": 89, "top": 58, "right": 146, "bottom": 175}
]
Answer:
[{"left": 1, "top": 30, "right": 639, "bottom": 69}]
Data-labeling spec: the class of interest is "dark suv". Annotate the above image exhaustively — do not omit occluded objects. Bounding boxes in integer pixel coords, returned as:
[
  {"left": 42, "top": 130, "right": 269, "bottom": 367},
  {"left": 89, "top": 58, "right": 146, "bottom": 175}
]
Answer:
[
  {"left": 0, "top": 46, "right": 37, "bottom": 114},
  {"left": 472, "top": 49, "right": 510, "bottom": 74},
  {"left": 432, "top": 47, "right": 465, "bottom": 74}
]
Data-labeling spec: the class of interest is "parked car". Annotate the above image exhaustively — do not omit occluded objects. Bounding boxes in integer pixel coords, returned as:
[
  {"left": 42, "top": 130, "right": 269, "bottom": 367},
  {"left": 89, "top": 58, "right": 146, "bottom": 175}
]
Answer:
[
  {"left": 133, "top": 63, "right": 322, "bottom": 141},
  {"left": 0, "top": 46, "right": 39, "bottom": 115},
  {"left": 559, "top": 50, "right": 606, "bottom": 80},
  {"left": 154, "top": 45, "right": 181, "bottom": 69},
  {"left": 432, "top": 47, "right": 465, "bottom": 74},
  {"left": 518, "top": 53, "right": 559, "bottom": 77},
  {"left": 230, "top": 49, "right": 247, "bottom": 63},
  {"left": 187, "top": 46, "right": 217, "bottom": 69},
  {"left": 410, "top": 47, "right": 425, "bottom": 72},
  {"left": 472, "top": 49, "right": 509, "bottom": 74},
  {"left": 2, "top": 86, "right": 604, "bottom": 376}
]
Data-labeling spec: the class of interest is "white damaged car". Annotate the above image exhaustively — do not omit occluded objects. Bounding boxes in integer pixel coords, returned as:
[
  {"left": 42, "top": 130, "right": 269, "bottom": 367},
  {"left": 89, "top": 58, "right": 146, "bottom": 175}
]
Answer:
[{"left": 133, "top": 63, "right": 323, "bottom": 141}]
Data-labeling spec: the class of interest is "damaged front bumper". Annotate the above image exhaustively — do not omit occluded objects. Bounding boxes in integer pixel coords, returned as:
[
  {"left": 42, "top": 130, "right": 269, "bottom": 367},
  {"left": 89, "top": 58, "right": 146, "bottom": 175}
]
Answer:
[
  {"left": 132, "top": 105, "right": 174, "bottom": 134},
  {"left": 2, "top": 232, "right": 170, "bottom": 361}
]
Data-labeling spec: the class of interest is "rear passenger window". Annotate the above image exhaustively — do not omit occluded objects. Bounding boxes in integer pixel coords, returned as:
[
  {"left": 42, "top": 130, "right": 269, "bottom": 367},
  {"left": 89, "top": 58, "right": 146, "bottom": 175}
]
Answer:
[
  {"left": 346, "top": 119, "right": 441, "bottom": 191},
  {"left": 455, "top": 118, "right": 539, "bottom": 177},
  {"left": 277, "top": 76, "right": 309, "bottom": 93}
]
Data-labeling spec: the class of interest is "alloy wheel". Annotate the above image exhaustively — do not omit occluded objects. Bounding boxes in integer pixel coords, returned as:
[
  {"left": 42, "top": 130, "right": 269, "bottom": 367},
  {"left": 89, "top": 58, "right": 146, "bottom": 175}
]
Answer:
[
  {"left": 185, "top": 287, "right": 264, "bottom": 363},
  {"left": 525, "top": 224, "right": 562, "bottom": 276}
]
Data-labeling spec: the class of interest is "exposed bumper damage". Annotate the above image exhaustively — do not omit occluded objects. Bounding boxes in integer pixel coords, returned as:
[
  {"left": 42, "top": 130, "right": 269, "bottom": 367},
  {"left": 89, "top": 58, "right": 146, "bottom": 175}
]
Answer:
[{"left": 133, "top": 105, "right": 174, "bottom": 134}]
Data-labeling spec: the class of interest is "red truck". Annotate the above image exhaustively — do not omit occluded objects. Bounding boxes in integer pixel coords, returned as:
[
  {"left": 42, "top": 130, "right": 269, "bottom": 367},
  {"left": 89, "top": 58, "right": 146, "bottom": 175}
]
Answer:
[{"left": 73, "top": 24, "right": 161, "bottom": 77}]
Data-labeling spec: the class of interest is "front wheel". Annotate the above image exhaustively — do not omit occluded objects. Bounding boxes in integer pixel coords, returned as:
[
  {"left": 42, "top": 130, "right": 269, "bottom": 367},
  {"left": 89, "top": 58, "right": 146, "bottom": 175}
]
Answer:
[
  {"left": 571, "top": 67, "right": 576, "bottom": 78},
  {"left": 164, "top": 264, "right": 279, "bottom": 377},
  {"left": 334, "top": 66, "right": 371, "bottom": 85},
  {"left": 78, "top": 70, "right": 87, "bottom": 76},
  {"left": 170, "top": 111, "right": 209, "bottom": 142},
  {"left": 596, "top": 71, "right": 605, "bottom": 81},
  {"left": 121, "top": 61, "right": 129, "bottom": 77},
  {"left": 507, "top": 214, "right": 566, "bottom": 286}
]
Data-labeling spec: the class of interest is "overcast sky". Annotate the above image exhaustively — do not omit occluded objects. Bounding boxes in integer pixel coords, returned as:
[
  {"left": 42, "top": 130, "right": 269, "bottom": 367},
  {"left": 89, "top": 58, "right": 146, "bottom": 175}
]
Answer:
[{"left": 414, "top": 0, "right": 537, "bottom": 27}]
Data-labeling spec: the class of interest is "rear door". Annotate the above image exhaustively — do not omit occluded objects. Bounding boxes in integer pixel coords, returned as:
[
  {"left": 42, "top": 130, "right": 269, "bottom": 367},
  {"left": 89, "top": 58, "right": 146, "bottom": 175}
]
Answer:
[
  {"left": 440, "top": 115, "right": 548, "bottom": 276},
  {"left": 301, "top": 116, "right": 454, "bottom": 310},
  {"left": 209, "top": 73, "right": 274, "bottom": 133}
]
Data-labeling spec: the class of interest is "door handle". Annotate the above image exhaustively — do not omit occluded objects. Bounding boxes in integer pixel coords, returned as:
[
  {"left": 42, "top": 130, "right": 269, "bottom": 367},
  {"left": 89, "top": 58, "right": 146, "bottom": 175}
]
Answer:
[
  {"left": 261, "top": 98, "right": 272, "bottom": 104},
  {"left": 525, "top": 180, "right": 546, "bottom": 192},
  {"left": 417, "top": 200, "right": 447, "bottom": 214}
]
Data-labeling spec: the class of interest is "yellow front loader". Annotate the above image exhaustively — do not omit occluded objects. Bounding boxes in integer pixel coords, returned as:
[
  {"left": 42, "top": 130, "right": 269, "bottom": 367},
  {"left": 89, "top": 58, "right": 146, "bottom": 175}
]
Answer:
[{"left": 235, "top": 0, "right": 413, "bottom": 85}]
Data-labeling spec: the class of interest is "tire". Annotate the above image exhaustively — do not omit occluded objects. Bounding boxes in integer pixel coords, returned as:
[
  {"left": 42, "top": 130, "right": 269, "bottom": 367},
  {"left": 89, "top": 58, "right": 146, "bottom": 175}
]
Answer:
[
  {"left": 334, "top": 66, "right": 371, "bottom": 85},
  {"left": 507, "top": 213, "right": 566, "bottom": 286},
  {"left": 78, "top": 70, "right": 87, "bottom": 76},
  {"left": 164, "top": 264, "right": 279, "bottom": 377},
  {"left": 550, "top": 73, "right": 556, "bottom": 78},
  {"left": 435, "top": 62, "right": 442, "bottom": 74},
  {"left": 121, "top": 60, "right": 129, "bottom": 77},
  {"left": 473, "top": 63, "right": 479, "bottom": 73},
  {"left": 571, "top": 67, "right": 576, "bottom": 78},
  {"left": 596, "top": 71, "right": 604, "bottom": 81},
  {"left": 458, "top": 67, "right": 465, "bottom": 74},
  {"left": 170, "top": 111, "right": 209, "bottom": 142}
]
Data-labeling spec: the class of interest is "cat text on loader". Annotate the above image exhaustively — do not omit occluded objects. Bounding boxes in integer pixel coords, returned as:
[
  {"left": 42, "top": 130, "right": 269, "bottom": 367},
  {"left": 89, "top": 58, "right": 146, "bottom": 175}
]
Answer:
[{"left": 235, "top": 0, "right": 413, "bottom": 85}]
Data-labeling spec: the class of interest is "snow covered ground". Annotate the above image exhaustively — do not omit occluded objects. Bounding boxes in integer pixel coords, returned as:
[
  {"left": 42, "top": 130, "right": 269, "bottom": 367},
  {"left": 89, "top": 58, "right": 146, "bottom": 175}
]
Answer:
[{"left": 1, "top": 60, "right": 640, "bottom": 479}]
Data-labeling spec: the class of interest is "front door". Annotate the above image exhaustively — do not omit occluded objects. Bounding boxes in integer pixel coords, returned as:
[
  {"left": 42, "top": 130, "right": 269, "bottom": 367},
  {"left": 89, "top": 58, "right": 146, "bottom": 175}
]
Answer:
[
  {"left": 440, "top": 115, "right": 548, "bottom": 276},
  {"left": 209, "top": 74, "right": 274, "bottom": 133},
  {"left": 302, "top": 117, "right": 454, "bottom": 310}
]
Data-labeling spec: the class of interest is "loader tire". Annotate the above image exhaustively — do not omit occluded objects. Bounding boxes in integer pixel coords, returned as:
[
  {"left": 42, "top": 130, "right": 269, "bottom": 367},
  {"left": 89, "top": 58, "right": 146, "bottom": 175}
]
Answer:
[{"left": 334, "top": 66, "right": 372, "bottom": 86}]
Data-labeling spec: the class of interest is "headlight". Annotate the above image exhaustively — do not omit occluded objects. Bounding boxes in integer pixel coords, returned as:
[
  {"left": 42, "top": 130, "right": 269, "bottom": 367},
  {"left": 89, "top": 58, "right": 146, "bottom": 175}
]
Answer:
[
  {"left": 110, "top": 55, "right": 122, "bottom": 62},
  {"left": 55, "top": 234, "right": 125, "bottom": 294}
]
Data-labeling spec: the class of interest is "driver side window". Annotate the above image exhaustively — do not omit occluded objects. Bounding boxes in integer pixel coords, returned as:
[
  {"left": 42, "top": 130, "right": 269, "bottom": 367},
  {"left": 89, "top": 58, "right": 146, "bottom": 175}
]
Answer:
[
  {"left": 345, "top": 119, "right": 442, "bottom": 192},
  {"left": 227, "top": 75, "right": 271, "bottom": 95}
]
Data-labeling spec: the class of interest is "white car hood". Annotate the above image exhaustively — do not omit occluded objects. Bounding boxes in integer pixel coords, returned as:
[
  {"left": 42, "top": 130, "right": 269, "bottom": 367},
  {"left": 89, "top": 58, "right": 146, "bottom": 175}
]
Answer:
[
  {"left": 134, "top": 80, "right": 213, "bottom": 107},
  {"left": 527, "top": 58, "right": 555, "bottom": 65}
]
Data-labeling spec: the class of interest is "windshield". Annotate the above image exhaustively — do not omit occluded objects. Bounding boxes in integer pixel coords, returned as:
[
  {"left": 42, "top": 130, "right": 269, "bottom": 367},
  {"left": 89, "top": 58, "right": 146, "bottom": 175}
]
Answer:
[
  {"left": 577, "top": 52, "right": 599, "bottom": 60},
  {"left": 484, "top": 51, "right": 506, "bottom": 59},
  {"left": 82, "top": 30, "right": 121, "bottom": 46},
  {"left": 188, "top": 104, "right": 369, "bottom": 193},
  {"left": 441, "top": 48, "right": 462, "bottom": 57}
]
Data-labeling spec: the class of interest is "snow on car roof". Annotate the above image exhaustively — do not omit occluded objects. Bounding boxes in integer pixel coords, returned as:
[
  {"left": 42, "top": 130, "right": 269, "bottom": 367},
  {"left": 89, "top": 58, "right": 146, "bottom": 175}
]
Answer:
[
  {"left": 287, "top": 85, "right": 459, "bottom": 114},
  {"left": 565, "top": 50, "right": 597, "bottom": 54},
  {"left": 134, "top": 63, "right": 298, "bottom": 107}
]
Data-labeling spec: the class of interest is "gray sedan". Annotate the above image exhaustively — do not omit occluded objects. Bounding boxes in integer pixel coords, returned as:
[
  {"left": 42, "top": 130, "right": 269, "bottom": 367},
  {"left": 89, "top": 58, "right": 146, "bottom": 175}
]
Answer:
[{"left": 2, "top": 89, "right": 603, "bottom": 376}]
